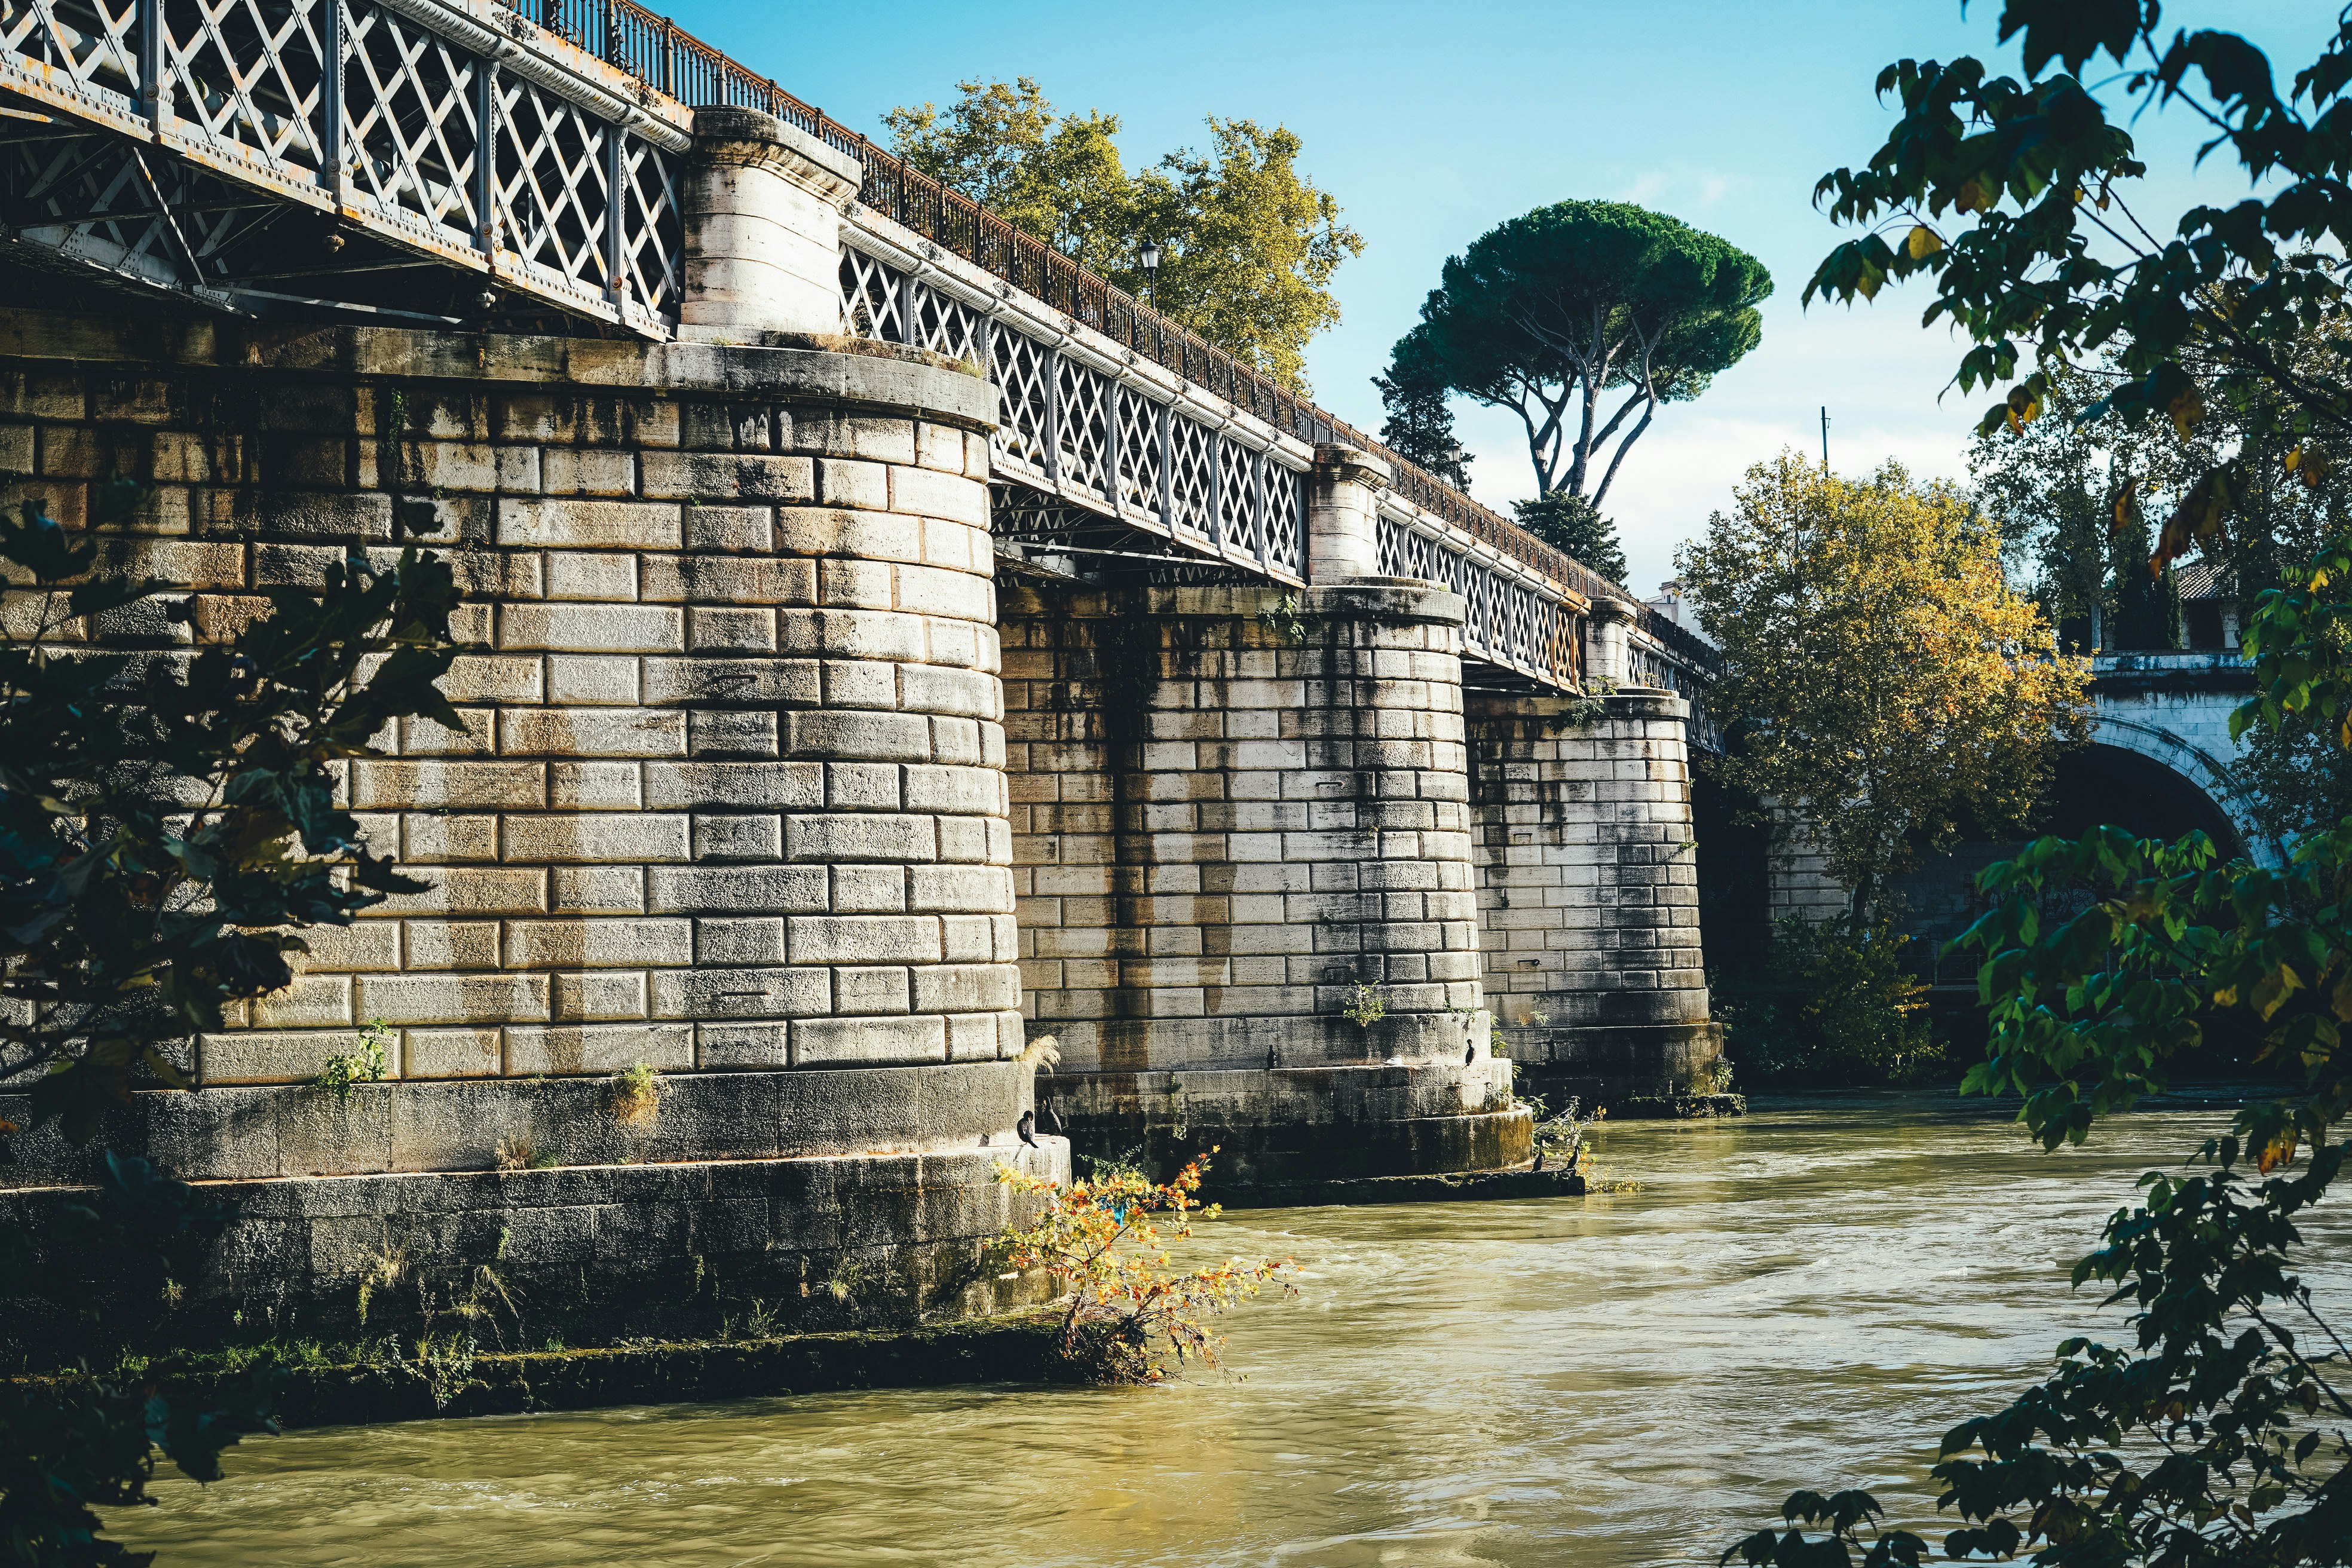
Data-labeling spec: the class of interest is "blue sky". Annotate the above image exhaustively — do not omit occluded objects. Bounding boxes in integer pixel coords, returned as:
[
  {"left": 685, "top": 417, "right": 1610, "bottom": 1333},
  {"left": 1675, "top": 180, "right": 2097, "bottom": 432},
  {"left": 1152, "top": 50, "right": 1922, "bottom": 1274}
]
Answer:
[{"left": 660, "top": 0, "right": 2320, "bottom": 593}]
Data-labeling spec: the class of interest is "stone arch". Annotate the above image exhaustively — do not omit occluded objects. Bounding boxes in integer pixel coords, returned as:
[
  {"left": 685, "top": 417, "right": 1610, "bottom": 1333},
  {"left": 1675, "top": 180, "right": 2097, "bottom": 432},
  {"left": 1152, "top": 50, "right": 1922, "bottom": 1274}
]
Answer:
[{"left": 2079, "top": 713, "right": 2284, "bottom": 869}]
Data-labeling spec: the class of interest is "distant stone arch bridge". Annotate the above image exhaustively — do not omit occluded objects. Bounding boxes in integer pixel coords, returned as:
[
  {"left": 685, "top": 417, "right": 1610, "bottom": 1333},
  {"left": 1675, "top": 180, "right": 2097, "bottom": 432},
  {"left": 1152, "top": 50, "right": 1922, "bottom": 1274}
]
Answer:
[
  {"left": 1765, "top": 649, "right": 2284, "bottom": 963},
  {"left": 2085, "top": 650, "right": 2280, "bottom": 868}
]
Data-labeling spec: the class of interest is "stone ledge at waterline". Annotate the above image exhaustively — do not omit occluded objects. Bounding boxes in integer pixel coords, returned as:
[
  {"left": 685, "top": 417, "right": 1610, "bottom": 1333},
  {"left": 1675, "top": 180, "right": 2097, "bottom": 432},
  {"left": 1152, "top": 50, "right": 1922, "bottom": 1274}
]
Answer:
[
  {"left": 1046, "top": 1063, "right": 1534, "bottom": 1194},
  {"left": 0, "top": 1137, "right": 1066, "bottom": 1362},
  {"left": 13, "top": 1313, "right": 1091, "bottom": 1432},
  {"left": 0, "top": 1063, "right": 1031, "bottom": 1186}
]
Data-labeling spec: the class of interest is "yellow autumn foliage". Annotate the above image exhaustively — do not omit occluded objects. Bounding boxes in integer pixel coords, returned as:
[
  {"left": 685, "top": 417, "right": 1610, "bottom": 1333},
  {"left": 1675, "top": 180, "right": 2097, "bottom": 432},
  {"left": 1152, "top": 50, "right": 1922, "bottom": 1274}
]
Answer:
[{"left": 1679, "top": 452, "right": 2092, "bottom": 914}]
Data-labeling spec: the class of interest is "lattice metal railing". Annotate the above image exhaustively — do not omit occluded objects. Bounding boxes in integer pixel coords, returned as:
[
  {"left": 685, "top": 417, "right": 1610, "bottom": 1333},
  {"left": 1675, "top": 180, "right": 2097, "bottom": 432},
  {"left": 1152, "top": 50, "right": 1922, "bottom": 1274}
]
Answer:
[
  {"left": 843, "top": 244, "right": 1310, "bottom": 587},
  {"left": 2, "top": 0, "right": 685, "bottom": 333},
  {"left": 1376, "top": 510, "right": 1587, "bottom": 688},
  {"left": 1, "top": 0, "right": 1711, "bottom": 697}
]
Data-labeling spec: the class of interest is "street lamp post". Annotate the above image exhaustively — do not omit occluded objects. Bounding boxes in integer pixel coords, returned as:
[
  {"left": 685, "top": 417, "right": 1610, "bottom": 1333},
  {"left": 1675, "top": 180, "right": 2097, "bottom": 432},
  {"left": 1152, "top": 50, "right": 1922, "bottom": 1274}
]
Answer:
[{"left": 1138, "top": 240, "right": 1162, "bottom": 310}]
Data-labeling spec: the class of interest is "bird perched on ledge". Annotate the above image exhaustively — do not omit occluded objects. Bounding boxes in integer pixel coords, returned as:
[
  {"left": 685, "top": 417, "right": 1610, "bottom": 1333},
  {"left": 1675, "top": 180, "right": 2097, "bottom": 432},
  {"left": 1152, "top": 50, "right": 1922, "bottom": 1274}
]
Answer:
[{"left": 1016, "top": 1110, "right": 1038, "bottom": 1149}]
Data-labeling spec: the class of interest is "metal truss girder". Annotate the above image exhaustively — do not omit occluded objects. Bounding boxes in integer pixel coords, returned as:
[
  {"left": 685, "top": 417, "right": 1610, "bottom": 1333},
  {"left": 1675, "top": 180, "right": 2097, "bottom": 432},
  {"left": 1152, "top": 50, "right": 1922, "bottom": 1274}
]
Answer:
[
  {"left": 838, "top": 243, "right": 1309, "bottom": 590},
  {"left": 0, "top": 0, "right": 685, "bottom": 335},
  {"left": 1376, "top": 509, "right": 1581, "bottom": 691},
  {"left": 835, "top": 232, "right": 1625, "bottom": 690}
]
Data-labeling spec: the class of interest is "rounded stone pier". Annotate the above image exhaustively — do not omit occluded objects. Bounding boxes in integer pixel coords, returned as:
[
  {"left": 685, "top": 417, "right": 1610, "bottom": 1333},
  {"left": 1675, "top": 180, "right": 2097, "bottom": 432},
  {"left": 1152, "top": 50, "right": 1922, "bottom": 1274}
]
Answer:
[
  {"left": 1470, "top": 689, "right": 1726, "bottom": 1108},
  {"left": 0, "top": 308, "right": 1064, "bottom": 1353},
  {"left": 1000, "top": 577, "right": 1529, "bottom": 1191}
]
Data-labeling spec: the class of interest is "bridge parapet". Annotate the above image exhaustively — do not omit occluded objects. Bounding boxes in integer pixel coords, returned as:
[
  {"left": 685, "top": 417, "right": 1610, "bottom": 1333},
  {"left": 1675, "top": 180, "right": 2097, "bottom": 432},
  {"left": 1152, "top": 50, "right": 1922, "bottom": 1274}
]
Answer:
[
  {"left": 3, "top": 0, "right": 702, "bottom": 332},
  {"left": 2, "top": 0, "right": 1711, "bottom": 703}
]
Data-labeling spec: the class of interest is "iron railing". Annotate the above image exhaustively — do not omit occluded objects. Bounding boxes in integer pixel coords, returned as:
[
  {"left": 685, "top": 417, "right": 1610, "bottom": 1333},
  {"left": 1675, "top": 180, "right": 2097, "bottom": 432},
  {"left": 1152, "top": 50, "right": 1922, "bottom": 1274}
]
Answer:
[{"left": 494, "top": 0, "right": 1719, "bottom": 676}]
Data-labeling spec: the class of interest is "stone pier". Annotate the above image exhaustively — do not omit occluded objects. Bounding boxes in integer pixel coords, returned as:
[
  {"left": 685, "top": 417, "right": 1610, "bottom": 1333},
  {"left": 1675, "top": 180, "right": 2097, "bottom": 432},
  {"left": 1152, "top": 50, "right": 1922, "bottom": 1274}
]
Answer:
[
  {"left": 0, "top": 90, "right": 1088, "bottom": 1350},
  {"left": 1469, "top": 676, "right": 1725, "bottom": 1108},
  {"left": 1000, "top": 578, "right": 1526, "bottom": 1190}
]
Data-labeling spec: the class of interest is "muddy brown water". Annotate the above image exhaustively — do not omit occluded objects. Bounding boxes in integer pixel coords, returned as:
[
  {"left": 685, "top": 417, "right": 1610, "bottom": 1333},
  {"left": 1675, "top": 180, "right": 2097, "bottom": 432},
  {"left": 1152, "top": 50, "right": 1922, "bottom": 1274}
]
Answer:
[{"left": 111, "top": 1090, "right": 2343, "bottom": 1567}]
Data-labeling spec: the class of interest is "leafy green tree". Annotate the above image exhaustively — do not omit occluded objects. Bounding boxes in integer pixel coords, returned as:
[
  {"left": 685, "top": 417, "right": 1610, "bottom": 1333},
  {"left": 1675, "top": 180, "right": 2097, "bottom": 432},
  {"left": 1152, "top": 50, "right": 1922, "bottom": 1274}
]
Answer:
[
  {"left": 0, "top": 481, "right": 467, "bottom": 1563},
  {"left": 1680, "top": 454, "right": 2090, "bottom": 923},
  {"left": 1730, "top": 5, "right": 2352, "bottom": 1561},
  {"left": 1969, "top": 359, "right": 2185, "bottom": 651},
  {"left": 1512, "top": 490, "right": 1628, "bottom": 584},
  {"left": 1713, "top": 915, "right": 1938, "bottom": 1087},
  {"left": 885, "top": 79, "right": 1362, "bottom": 393},
  {"left": 883, "top": 78, "right": 1134, "bottom": 274},
  {"left": 1372, "top": 323, "right": 1472, "bottom": 488},
  {"left": 1388, "top": 200, "right": 1770, "bottom": 504},
  {"left": 1129, "top": 117, "right": 1363, "bottom": 395}
]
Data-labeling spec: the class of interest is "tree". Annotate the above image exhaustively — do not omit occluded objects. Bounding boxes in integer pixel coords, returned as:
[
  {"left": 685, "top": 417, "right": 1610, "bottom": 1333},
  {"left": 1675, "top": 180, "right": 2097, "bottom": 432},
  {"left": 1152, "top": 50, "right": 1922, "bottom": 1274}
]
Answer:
[
  {"left": 0, "top": 481, "right": 467, "bottom": 1563},
  {"left": 1388, "top": 200, "right": 1770, "bottom": 504},
  {"left": 883, "top": 78, "right": 1134, "bottom": 275},
  {"left": 1512, "top": 490, "right": 1628, "bottom": 584},
  {"left": 1728, "top": 5, "right": 2352, "bottom": 1562},
  {"left": 1372, "top": 324, "right": 1472, "bottom": 488},
  {"left": 1678, "top": 454, "right": 2090, "bottom": 921},
  {"left": 886, "top": 79, "right": 1362, "bottom": 394},
  {"left": 1969, "top": 358, "right": 2184, "bottom": 651},
  {"left": 1967, "top": 333, "right": 2352, "bottom": 654}
]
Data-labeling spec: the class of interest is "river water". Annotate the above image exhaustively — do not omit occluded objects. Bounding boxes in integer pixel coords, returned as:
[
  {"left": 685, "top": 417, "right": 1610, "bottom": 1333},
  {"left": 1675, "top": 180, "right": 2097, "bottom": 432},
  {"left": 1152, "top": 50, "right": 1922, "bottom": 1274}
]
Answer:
[{"left": 114, "top": 1090, "right": 2344, "bottom": 1567}]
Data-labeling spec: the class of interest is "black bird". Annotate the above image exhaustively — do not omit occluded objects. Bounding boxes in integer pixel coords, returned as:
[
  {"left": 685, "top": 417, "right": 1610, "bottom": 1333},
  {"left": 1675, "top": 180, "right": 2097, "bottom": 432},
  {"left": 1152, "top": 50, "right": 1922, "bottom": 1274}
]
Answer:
[
  {"left": 1465, "top": 1039, "right": 1477, "bottom": 1065},
  {"left": 1040, "top": 1102, "right": 1066, "bottom": 1137},
  {"left": 1532, "top": 1148, "right": 1546, "bottom": 1172},
  {"left": 1016, "top": 1110, "right": 1039, "bottom": 1149}
]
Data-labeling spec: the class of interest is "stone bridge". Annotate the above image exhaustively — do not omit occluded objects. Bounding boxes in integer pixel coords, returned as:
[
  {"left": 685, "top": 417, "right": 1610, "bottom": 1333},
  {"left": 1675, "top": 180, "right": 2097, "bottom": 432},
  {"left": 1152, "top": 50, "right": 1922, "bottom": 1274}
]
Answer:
[
  {"left": 1766, "top": 650, "right": 2281, "bottom": 966},
  {"left": 0, "top": 0, "right": 1722, "bottom": 1344}
]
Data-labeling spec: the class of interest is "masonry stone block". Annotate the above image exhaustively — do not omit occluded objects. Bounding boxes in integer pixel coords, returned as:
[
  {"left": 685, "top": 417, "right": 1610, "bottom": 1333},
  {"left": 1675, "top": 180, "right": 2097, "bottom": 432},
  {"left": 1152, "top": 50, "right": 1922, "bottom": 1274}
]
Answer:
[
  {"left": 1470, "top": 689, "right": 1723, "bottom": 1101},
  {"left": 1000, "top": 575, "right": 1527, "bottom": 1185}
]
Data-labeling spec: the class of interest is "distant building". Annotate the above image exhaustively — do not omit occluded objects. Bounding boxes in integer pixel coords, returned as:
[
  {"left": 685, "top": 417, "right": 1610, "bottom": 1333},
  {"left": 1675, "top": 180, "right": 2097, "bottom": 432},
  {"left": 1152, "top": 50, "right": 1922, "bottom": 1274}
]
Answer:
[
  {"left": 1646, "top": 577, "right": 1710, "bottom": 641},
  {"left": 2177, "top": 559, "right": 2242, "bottom": 651}
]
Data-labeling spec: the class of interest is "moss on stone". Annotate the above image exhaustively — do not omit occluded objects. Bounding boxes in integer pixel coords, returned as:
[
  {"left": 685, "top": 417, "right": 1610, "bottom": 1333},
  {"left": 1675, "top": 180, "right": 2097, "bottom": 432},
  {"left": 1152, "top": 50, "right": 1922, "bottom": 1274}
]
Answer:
[{"left": 32, "top": 1311, "right": 1097, "bottom": 1432}]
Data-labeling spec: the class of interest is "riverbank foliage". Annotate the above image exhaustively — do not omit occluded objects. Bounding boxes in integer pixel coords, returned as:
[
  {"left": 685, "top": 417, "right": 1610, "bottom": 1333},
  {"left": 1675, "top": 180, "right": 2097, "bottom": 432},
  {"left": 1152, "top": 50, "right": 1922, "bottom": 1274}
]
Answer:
[
  {"left": 992, "top": 1152, "right": 1296, "bottom": 1383},
  {"left": 0, "top": 489, "right": 466, "bottom": 1566},
  {"left": 1713, "top": 917, "right": 1944, "bottom": 1088},
  {"left": 1681, "top": 456, "right": 2091, "bottom": 924},
  {"left": 1728, "top": 3, "right": 2352, "bottom": 1563}
]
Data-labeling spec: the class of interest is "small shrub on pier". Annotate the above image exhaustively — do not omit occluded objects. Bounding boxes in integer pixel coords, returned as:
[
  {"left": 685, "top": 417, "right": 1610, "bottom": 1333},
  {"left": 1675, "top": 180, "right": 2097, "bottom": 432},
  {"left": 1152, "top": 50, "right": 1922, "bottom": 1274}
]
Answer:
[
  {"left": 494, "top": 1134, "right": 557, "bottom": 1172},
  {"left": 992, "top": 1152, "right": 1295, "bottom": 1383},
  {"left": 610, "top": 1061, "right": 662, "bottom": 1128},
  {"left": 314, "top": 1018, "right": 394, "bottom": 1102},
  {"left": 1520, "top": 1093, "right": 1598, "bottom": 1175}
]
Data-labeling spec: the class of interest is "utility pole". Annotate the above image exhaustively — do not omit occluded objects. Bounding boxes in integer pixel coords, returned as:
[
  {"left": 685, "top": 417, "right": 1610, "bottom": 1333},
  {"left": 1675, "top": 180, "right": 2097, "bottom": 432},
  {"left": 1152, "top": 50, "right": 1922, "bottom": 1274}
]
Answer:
[{"left": 1820, "top": 406, "right": 1830, "bottom": 471}]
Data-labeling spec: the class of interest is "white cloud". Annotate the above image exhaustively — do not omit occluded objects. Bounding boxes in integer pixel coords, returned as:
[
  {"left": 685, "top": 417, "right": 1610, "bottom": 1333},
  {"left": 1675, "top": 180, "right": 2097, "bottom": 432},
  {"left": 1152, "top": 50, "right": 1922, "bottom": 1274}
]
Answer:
[{"left": 1610, "top": 169, "right": 1740, "bottom": 216}]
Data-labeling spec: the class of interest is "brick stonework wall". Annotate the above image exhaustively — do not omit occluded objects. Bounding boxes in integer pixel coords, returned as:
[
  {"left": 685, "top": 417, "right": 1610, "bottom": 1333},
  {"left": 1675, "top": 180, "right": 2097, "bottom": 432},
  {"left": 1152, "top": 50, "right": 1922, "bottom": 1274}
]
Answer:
[
  {"left": 1471, "top": 691, "right": 1721, "bottom": 1096},
  {"left": 1001, "top": 580, "right": 1488, "bottom": 1071},
  {"left": 0, "top": 321, "right": 1023, "bottom": 1090},
  {"left": 0, "top": 312, "right": 1070, "bottom": 1350}
]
